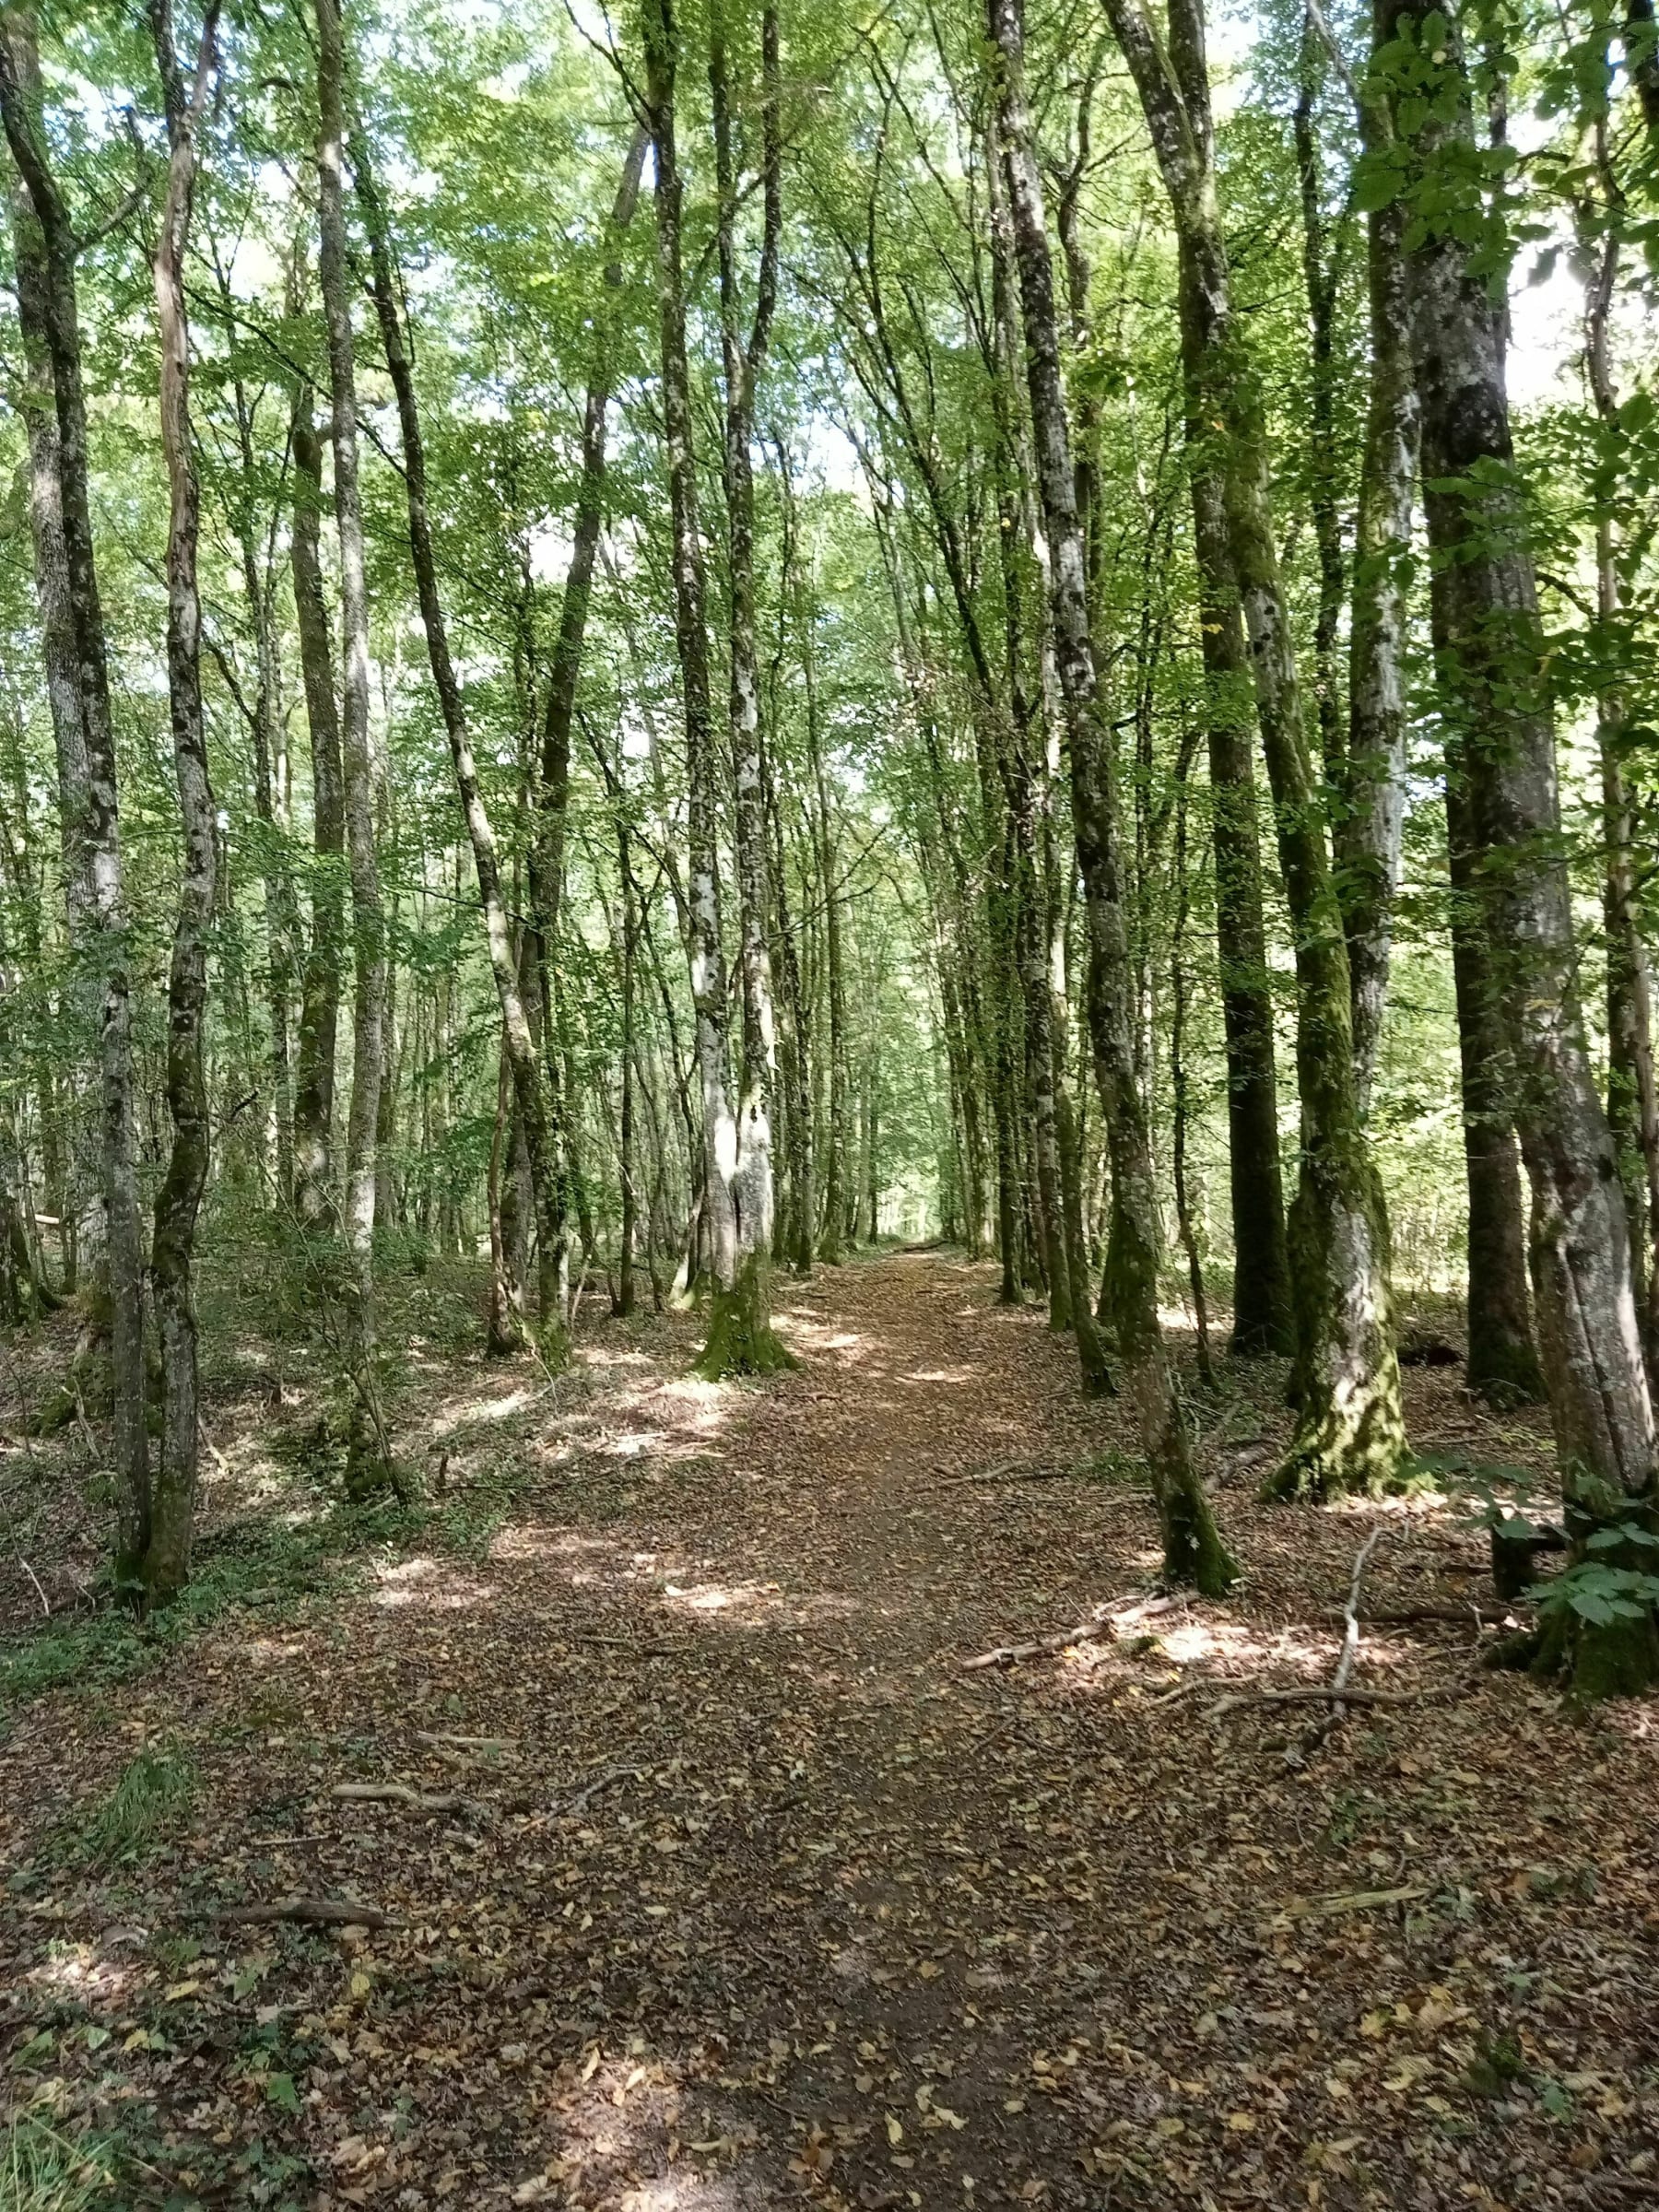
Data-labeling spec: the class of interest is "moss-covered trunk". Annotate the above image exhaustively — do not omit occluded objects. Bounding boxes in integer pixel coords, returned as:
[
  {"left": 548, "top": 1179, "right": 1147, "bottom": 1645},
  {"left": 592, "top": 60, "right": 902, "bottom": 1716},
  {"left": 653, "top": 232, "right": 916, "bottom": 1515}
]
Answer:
[
  {"left": 1106, "top": 0, "right": 1404, "bottom": 1497},
  {"left": 1382, "top": 0, "right": 1659, "bottom": 1694}
]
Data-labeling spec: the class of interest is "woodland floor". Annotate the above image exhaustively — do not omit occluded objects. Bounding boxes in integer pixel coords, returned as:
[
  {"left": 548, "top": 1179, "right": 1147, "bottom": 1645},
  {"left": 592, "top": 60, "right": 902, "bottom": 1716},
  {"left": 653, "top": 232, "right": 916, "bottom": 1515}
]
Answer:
[{"left": 3, "top": 1250, "right": 1658, "bottom": 2212}]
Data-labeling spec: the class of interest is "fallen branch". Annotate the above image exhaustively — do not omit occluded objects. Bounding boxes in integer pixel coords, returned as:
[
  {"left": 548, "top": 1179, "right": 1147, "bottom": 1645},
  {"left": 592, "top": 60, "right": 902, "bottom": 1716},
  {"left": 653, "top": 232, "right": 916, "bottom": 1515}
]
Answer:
[
  {"left": 1334, "top": 1528, "right": 1383, "bottom": 1691},
  {"left": 561, "top": 1762, "right": 645, "bottom": 1815},
  {"left": 415, "top": 1732, "right": 515, "bottom": 1750},
  {"left": 574, "top": 1634, "right": 688, "bottom": 1657},
  {"left": 960, "top": 1594, "right": 1181, "bottom": 1671},
  {"left": 938, "top": 1457, "right": 1061, "bottom": 1488},
  {"left": 1340, "top": 1604, "right": 1522, "bottom": 1628},
  {"left": 1288, "top": 1527, "right": 1383, "bottom": 1764},
  {"left": 1284, "top": 1882, "right": 1428, "bottom": 1921},
  {"left": 1148, "top": 1677, "right": 1206, "bottom": 1707},
  {"left": 331, "top": 1783, "right": 477, "bottom": 1816},
  {"left": 1211, "top": 1684, "right": 1430, "bottom": 1715},
  {"left": 212, "top": 1896, "right": 394, "bottom": 1930},
  {"left": 961, "top": 1605, "right": 1116, "bottom": 1671}
]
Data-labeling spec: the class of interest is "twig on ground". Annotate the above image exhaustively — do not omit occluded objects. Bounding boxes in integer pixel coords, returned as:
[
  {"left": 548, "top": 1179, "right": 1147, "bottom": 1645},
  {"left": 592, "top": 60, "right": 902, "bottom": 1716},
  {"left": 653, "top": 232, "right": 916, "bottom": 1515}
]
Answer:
[
  {"left": 1148, "top": 1677, "right": 1205, "bottom": 1707},
  {"left": 13, "top": 1547, "right": 50, "bottom": 1617},
  {"left": 212, "top": 1896, "right": 395, "bottom": 1929},
  {"left": 331, "top": 1783, "right": 478, "bottom": 1815},
  {"left": 574, "top": 1634, "right": 688, "bottom": 1656},
  {"left": 1210, "top": 1684, "right": 1433, "bottom": 1715},
  {"left": 961, "top": 1605, "right": 1116, "bottom": 1671},
  {"left": 1285, "top": 1526, "right": 1384, "bottom": 1763},
  {"left": 960, "top": 1593, "right": 1181, "bottom": 1671},
  {"left": 1336, "top": 1603, "right": 1520, "bottom": 1627},
  {"left": 415, "top": 1732, "right": 516, "bottom": 1750},
  {"left": 561, "top": 1762, "right": 645, "bottom": 1815},
  {"left": 938, "top": 1458, "right": 1017, "bottom": 1487}
]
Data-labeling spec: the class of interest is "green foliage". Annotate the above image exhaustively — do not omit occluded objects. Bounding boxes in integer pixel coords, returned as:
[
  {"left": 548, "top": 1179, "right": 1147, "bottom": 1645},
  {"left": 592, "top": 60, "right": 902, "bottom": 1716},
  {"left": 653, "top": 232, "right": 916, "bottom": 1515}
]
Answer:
[
  {"left": 0, "top": 2119, "right": 115, "bottom": 2212},
  {"left": 1529, "top": 1559, "right": 1659, "bottom": 1628},
  {"left": 0, "top": 1507, "right": 363, "bottom": 1718},
  {"left": 72, "top": 1747, "right": 196, "bottom": 1866}
]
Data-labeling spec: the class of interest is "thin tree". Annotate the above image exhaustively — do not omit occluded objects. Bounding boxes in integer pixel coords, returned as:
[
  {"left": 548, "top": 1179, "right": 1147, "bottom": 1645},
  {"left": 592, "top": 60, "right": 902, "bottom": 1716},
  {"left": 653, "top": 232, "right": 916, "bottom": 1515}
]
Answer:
[
  {"left": 144, "top": 0, "right": 220, "bottom": 1604},
  {"left": 709, "top": 0, "right": 789, "bottom": 1365},
  {"left": 314, "top": 0, "right": 394, "bottom": 1492},
  {"left": 355, "top": 131, "right": 572, "bottom": 1365},
  {"left": 989, "top": 0, "right": 1233, "bottom": 1592},
  {"left": 641, "top": 0, "right": 755, "bottom": 1375},
  {"left": 0, "top": 4, "right": 149, "bottom": 1576}
]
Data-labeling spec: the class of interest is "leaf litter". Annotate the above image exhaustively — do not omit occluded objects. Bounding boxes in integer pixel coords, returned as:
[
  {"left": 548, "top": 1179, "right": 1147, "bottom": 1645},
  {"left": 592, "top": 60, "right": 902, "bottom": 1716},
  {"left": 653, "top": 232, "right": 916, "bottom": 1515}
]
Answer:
[{"left": 2, "top": 1253, "right": 1657, "bottom": 2209}]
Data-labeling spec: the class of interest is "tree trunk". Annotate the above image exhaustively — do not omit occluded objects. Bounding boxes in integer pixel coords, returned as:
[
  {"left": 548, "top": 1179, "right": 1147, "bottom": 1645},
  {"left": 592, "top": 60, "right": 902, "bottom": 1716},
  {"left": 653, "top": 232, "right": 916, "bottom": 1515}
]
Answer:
[
  {"left": 1310, "top": 0, "right": 1417, "bottom": 1112},
  {"left": 1383, "top": 0, "right": 1658, "bottom": 1693},
  {"left": 0, "top": 4, "right": 149, "bottom": 1576},
  {"left": 3, "top": 29, "right": 100, "bottom": 1283},
  {"left": 356, "top": 138, "right": 572, "bottom": 1366},
  {"left": 641, "top": 0, "right": 750, "bottom": 1374},
  {"left": 287, "top": 311, "right": 346, "bottom": 1231},
  {"left": 1292, "top": 9, "right": 1347, "bottom": 781},
  {"left": 990, "top": 0, "right": 1233, "bottom": 1592},
  {"left": 1125, "top": 7, "right": 1291, "bottom": 1358},
  {"left": 144, "top": 0, "right": 220, "bottom": 1606},
  {"left": 808, "top": 612, "right": 848, "bottom": 1268},
  {"left": 314, "top": 0, "right": 394, "bottom": 1495},
  {"left": 529, "top": 126, "right": 646, "bottom": 1330},
  {"left": 1189, "top": 474, "right": 1292, "bottom": 1356},
  {"left": 1443, "top": 745, "right": 1545, "bottom": 1405},
  {"left": 1579, "top": 181, "right": 1659, "bottom": 1377},
  {"left": 1171, "top": 733, "right": 1216, "bottom": 1387},
  {"left": 709, "top": 1, "right": 788, "bottom": 1367},
  {"left": 1108, "top": 0, "right": 1405, "bottom": 1497},
  {"left": 221, "top": 348, "right": 298, "bottom": 1212}
]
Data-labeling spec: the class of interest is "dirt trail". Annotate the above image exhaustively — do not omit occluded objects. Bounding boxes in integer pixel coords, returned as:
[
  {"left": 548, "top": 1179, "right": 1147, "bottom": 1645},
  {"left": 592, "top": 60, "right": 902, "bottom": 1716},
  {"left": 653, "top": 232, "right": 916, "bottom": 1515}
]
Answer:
[{"left": 4, "top": 1254, "right": 1657, "bottom": 2211}]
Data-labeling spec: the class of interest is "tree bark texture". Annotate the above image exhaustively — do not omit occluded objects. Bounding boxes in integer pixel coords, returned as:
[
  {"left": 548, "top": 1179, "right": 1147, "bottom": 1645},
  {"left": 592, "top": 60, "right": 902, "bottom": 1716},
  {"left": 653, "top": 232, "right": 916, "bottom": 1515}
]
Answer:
[
  {"left": 990, "top": 0, "right": 1234, "bottom": 1592},
  {"left": 0, "top": 2, "right": 149, "bottom": 1572},
  {"left": 315, "top": 0, "right": 393, "bottom": 1493},
  {"left": 1382, "top": 0, "right": 1658, "bottom": 1692},
  {"left": 1108, "top": 0, "right": 1405, "bottom": 1499}
]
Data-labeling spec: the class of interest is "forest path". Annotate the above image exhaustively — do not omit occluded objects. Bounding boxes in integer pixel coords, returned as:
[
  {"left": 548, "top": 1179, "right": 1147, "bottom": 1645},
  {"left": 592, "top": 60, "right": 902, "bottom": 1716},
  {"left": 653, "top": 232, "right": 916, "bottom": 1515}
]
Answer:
[{"left": 6, "top": 1253, "right": 1657, "bottom": 2212}]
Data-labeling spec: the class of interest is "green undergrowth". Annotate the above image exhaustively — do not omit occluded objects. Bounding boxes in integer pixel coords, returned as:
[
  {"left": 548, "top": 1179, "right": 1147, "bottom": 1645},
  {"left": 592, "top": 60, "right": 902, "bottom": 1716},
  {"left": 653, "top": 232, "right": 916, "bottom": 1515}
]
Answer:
[
  {"left": 0, "top": 2116, "right": 116, "bottom": 2212},
  {"left": 0, "top": 1501, "right": 388, "bottom": 1723},
  {"left": 0, "top": 1441, "right": 624, "bottom": 1722},
  {"left": 67, "top": 1746, "right": 197, "bottom": 1867}
]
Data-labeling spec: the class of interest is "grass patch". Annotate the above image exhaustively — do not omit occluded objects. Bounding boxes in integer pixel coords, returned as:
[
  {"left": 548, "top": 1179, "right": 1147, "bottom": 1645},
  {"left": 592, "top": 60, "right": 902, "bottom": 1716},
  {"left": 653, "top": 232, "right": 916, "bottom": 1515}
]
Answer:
[
  {"left": 0, "top": 2116, "right": 115, "bottom": 2212},
  {"left": 1073, "top": 1447, "right": 1143, "bottom": 1487},
  {"left": 74, "top": 1746, "right": 196, "bottom": 1865},
  {"left": 0, "top": 1504, "right": 380, "bottom": 1722}
]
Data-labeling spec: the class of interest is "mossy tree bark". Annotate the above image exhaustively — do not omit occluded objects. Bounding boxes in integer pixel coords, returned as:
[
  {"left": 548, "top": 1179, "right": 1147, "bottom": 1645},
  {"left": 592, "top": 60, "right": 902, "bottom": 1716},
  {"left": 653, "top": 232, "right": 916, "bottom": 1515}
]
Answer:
[
  {"left": 1108, "top": 0, "right": 1405, "bottom": 1497},
  {"left": 990, "top": 0, "right": 1233, "bottom": 1591},
  {"left": 1380, "top": 0, "right": 1658, "bottom": 1693},
  {"left": 0, "top": 4, "right": 149, "bottom": 1576}
]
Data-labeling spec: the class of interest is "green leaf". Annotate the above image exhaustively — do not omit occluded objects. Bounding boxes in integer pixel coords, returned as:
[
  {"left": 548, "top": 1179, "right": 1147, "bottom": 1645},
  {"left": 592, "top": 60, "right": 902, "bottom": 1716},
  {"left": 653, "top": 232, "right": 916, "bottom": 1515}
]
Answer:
[{"left": 264, "top": 2070, "right": 301, "bottom": 2115}]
